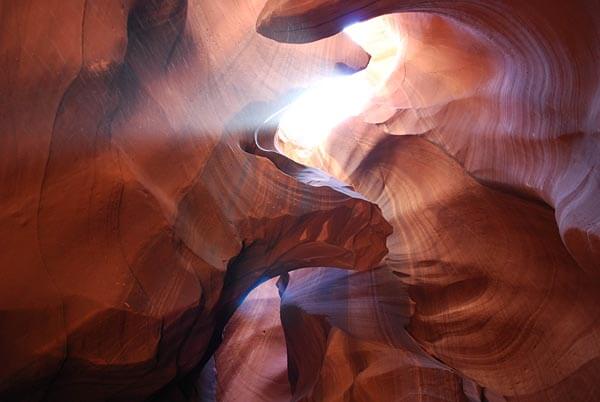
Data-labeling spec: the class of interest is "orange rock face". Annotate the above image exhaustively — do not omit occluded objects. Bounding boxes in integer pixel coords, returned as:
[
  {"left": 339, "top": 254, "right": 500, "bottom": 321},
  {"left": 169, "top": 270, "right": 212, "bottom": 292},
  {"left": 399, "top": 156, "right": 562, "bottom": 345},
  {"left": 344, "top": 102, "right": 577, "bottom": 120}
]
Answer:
[{"left": 1, "top": 0, "right": 599, "bottom": 401}]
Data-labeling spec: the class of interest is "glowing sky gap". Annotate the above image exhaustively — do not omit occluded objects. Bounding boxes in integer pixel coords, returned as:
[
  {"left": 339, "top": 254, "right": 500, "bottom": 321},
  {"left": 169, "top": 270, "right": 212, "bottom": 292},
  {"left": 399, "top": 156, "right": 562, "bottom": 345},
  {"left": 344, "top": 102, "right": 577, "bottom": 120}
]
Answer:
[{"left": 276, "top": 17, "right": 405, "bottom": 153}]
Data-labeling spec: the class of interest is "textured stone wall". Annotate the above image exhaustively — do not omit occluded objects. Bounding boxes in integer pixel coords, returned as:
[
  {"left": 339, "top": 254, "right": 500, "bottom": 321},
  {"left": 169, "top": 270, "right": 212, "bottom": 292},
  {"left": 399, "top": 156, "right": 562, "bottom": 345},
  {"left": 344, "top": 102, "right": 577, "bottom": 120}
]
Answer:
[{"left": 1, "top": 0, "right": 599, "bottom": 401}]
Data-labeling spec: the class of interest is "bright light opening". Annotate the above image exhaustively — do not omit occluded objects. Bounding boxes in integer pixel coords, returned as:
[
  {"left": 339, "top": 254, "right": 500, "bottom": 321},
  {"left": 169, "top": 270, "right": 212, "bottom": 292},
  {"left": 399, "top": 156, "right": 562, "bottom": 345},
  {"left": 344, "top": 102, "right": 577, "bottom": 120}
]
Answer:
[
  {"left": 277, "top": 76, "right": 373, "bottom": 150},
  {"left": 276, "top": 16, "right": 405, "bottom": 157}
]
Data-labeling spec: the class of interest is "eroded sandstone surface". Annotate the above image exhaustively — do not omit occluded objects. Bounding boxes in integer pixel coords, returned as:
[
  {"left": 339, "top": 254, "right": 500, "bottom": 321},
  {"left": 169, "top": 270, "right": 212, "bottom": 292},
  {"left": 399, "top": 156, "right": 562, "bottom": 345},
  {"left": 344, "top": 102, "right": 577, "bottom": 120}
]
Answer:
[{"left": 1, "top": 0, "right": 599, "bottom": 401}]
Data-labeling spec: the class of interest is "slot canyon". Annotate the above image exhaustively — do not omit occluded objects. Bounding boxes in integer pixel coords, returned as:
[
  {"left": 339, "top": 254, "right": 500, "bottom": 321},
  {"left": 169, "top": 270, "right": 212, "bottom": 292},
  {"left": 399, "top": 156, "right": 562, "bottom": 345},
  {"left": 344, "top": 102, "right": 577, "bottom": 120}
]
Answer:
[{"left": 1, "top": 0, "right": 600, "bottom": 401}]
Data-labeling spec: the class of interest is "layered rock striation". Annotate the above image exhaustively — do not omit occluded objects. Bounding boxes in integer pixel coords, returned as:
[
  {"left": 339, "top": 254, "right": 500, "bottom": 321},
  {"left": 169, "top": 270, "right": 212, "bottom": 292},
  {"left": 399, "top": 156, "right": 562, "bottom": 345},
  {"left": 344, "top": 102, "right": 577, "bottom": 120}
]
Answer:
[{"left": 1, "top": 0, "right": 599, "bottom": 401}]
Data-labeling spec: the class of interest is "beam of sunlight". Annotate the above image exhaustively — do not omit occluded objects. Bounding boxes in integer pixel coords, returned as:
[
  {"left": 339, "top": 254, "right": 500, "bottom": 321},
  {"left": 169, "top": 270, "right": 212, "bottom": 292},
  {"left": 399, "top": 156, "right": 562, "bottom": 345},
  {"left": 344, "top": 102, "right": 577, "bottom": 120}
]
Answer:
[{"left": 276, "top": 16, "right": 405, "bottom": 156}]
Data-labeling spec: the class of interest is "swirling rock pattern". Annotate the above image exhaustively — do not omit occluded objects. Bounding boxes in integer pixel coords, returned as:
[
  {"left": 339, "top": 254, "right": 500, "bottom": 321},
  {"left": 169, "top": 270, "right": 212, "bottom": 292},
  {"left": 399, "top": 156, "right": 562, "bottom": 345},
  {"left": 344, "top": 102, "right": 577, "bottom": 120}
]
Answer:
[
  {"left": 294, "top": 122, "right": 600, "bottom": 401},
  {"left": 0, "top": 0, "right": 385, "bottom": 400},
  {"left": 255, "top": 0, "right": 600, "bottom": 400},
  {"left": 258, "top": 0, "right": 600, "bottom": 276},
  {"left": 2, "top": 0, "right": 600, "bottom": 401}
]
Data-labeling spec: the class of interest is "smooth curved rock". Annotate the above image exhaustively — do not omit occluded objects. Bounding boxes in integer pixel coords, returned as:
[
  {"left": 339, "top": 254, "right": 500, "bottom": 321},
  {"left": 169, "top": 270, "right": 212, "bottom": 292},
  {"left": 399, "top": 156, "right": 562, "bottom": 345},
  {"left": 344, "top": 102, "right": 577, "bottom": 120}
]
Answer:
[
  {"left": 0, "top": 0, "right": 385, "bottom": 400},
  {"left": 2, "top": 0, "right": 600, "bottom": 400},
  {"left": 258, "top": 0, "right": 600, "bottom": 276},
  {"left": 286, "top": 118, "right": 600, "bottom": 400}
]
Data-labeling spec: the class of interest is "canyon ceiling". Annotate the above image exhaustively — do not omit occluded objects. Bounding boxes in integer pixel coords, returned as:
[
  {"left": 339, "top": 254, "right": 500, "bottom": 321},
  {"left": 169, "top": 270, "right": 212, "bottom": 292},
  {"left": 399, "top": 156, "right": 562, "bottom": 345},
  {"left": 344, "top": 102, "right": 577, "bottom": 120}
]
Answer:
[{"left": 1, "top": 0, "right": 599, "bottom": 401}]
